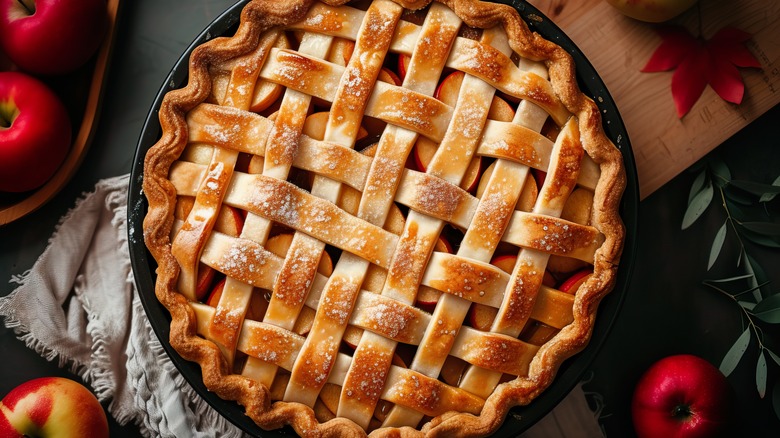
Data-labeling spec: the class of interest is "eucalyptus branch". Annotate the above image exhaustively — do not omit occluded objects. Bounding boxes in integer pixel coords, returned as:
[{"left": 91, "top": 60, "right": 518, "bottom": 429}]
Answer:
[{"left": 683, "top": 155, "right": 780, "bottom": 413}]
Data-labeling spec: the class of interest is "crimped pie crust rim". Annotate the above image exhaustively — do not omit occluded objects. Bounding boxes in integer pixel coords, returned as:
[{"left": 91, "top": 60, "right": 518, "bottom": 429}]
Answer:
[{"left": 141, "top": 0, "right": 627, "bottom": 436}]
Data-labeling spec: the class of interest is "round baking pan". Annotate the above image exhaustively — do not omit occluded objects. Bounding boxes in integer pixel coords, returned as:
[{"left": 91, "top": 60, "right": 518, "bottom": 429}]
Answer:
[{"left": 128, "top": 0, "right": 639, "bottom": 435}]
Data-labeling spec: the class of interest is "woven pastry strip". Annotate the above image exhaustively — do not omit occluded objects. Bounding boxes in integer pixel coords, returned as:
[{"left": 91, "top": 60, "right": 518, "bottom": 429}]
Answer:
[
  {"left": 337, "top": 3, "right": 462, "bottom": 427},
  {"left": 239, "top": 31, "right": 338, "bottom": 388}
]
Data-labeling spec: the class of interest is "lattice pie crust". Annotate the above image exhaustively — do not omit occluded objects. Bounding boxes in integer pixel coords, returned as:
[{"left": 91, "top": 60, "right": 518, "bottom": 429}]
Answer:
[{"left": 142, "top": 0, "right": 626, "bottom": 436}]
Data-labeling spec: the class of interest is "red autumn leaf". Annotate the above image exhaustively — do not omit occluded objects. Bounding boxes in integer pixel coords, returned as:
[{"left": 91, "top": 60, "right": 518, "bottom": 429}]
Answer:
[
  {"left": 671, "top": 47, "right": 709, "bottom": 119},
  {"left": 709, "top": 27, "right": 762, "bottom": 68},
  {"left": 642, "top": 26, "right": 762, "bottom": 118},
  {"left": 710, "top": 53, "right": 746, "bottom": 104},
  {"left": 642, "top": 28, "right": 700, "bottom": 72}
]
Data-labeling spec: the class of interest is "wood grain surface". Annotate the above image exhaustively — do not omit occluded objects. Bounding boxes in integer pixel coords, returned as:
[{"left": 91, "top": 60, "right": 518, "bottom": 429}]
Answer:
[{"left": 528, "top": 0, "right": 780, "bottom": 199}]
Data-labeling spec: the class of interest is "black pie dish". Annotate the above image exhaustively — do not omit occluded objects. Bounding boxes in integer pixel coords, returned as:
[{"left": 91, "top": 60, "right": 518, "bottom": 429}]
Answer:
[{"left": 127, "top": 1, "right": 639, "bottom": 435}]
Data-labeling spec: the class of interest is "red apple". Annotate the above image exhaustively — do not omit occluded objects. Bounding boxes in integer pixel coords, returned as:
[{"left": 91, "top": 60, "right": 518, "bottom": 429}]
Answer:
[
  {"left": 0, "top": 71, "right": 71, "bottom": 192},
  {"left": 605, "top": 0, "right": 699, "bottom": 23},
  {"left": 0, "top": 0, "right": 108, "bottom": 75},
  {"left": 632, "top": 354, "right": 733, "bottom": 438},
  {"left": 0, "top": 377, "right": 109, "bottom": 438}
]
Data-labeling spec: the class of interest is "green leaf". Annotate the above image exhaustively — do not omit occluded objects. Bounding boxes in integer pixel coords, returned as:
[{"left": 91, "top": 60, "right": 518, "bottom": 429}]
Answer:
[
  {"left": 729, "top": 179, "right": 780, "bottom": 197},
  {"left": 739, "top": 301, "right": 756, "bottom": 311},
  {"left": 774, "top": 382, "right": 780, "bottom": 421},
  {"left": 754, "top": 308, "right": 780, "bottom": 324},
  {"left": 752, "top": 293, "right": 780, "bottom": 324},
  {"left": 759, "top": 175, "right": 780, "bottom": 203},
  {"left": 746, "top": 254, "right": 772, "bottom": 299},
  {"left": 732, "top": 281, "right": 772, "bottom": 299},
  {"left": 740, "top": 229, "right": 780, "bottom": 248},
  {"left": 720, "top": 327, "right": 751, "bottom": 376},
  {"left": 725, "top": 185, "right": 755, "bottom": 206},
  {"left": 757, "top": 351, "right": 767, "bottom": 398},
  {"left": 689, "top": 160, "right": 706, "bottom": 173},
  {"left": 706, "top": 274, "right": 755, "bottom": 283},
  {"left": 739, "top": 221, "right": 780, "bottom": 237},
  {"left": 708, "top": 221, "right": 728, "bottom": 270},
  {"left": 709, "top": 158, "right": 732, "bottom": 186},
  {"left": 689, "top": 170, "right": 708, "bottom": 204},
  {"left": 768, "top": 349, "right": 780, "bottom": 367},
  {"left": 743, "top": 255, "right": 763, "bottom": 302},
  {"left": 682, "top": 181, "right": 713, "bottom": 229}
]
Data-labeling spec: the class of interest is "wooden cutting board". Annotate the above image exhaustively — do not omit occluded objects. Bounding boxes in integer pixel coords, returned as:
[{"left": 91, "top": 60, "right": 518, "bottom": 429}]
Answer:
[{"left": 527, "top": 0, "right": 780, "bottom": 199}]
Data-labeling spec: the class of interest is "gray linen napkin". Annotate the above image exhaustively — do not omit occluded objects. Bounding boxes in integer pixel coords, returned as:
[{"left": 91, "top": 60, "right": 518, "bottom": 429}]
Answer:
[
  {"left": 0, "top": 174, "right": 242, "bottom": 438},
  {"left": 0, "top": 174, "right": 603, "bottom": 438}
]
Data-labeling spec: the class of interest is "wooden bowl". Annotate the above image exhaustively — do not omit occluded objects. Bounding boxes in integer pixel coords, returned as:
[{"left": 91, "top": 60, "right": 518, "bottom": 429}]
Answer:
[{"left": 0, "top": 0, "right": 122, "bottom": 226}]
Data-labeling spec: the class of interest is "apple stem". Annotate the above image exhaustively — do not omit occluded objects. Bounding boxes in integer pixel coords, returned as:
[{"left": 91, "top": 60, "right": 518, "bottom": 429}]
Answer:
[
  {"left": 672, "top": 404, "right": 692, "bottom": 420},
  {"left": 0, "top": 106, "right": 14, "bottom": 129},
  {"left": 16, "top": 0, "right": 35, "bottom": 15}
]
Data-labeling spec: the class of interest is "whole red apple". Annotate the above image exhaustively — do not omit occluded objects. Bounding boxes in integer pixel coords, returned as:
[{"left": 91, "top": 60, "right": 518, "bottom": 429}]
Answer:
[
  {"left": 0, "top": 71, "right": 71, "bottom": 192},
  {"left": 0, "top": 0, "right": 108, "bottom": 75},
  {"left": 632, "top": 354, "right": 733, "bottom": 438},
  {"left": 0, "top": 377, "right": 109, "bottom": 438}
]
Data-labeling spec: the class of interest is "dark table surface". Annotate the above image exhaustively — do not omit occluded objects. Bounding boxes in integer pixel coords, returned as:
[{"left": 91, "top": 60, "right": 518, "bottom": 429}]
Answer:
[{"left": 1, "top": 1, "right": 778, "bottom": 436}]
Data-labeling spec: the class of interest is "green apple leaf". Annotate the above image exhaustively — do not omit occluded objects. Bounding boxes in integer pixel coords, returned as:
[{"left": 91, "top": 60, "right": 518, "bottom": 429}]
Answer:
[
  {"left": 682, "top": 181, "right": 713, "bottom": 229},
  {"left": 708, "top": 220, "right": 728, "bottom": 270},
  {"left": 757, "top": 351, "right": 767, "bottom": 398},
  {"left": 720, "top": 327, "right": 751, "bottom": 376}
]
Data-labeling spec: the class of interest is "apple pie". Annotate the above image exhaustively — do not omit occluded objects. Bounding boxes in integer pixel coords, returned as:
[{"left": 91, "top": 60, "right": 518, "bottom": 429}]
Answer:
[{"left": 142, "top": 0, "right": 626, "bottom": 436}]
